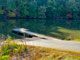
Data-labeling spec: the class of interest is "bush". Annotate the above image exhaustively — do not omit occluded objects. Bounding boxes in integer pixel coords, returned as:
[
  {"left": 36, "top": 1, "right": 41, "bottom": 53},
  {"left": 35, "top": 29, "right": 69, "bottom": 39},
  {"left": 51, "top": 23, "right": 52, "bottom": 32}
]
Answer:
[
  {"left": 62, "top": 55, "right": 80, "bottom": 60},
  {"left": 0, "top": 55, "right": 10, "bottom": 60},
  {"left": 6, "top": 35, "right": 12, "bottom": 42},
  {"left": 3, "top": 49, "right": 11, "bottom": 55},
  {"left": 8, "top": 12, "right": 16, "bottom": 17},
  {"left": 0, "top": 10, "right": 4, "bottom": 14}
]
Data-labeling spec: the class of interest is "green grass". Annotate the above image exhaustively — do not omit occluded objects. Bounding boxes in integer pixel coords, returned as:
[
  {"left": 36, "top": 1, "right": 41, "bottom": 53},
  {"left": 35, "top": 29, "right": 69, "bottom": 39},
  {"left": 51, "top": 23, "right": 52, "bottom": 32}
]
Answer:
[
  {"left": 50, "top": 27, "right": 80, "bottom": 40},
  {"left": 72, "top": 39, "right": 80, "bottom": 42},
  {"left": 0, "top": 41, "right": 80, "bottom": 60}
]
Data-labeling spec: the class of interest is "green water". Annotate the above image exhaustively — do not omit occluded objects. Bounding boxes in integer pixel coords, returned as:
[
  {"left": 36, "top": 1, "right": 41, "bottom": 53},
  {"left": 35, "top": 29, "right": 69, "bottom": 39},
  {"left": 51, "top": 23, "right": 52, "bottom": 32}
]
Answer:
[{"left": 0, "top": 19, "right": 80, "bottom": 39}]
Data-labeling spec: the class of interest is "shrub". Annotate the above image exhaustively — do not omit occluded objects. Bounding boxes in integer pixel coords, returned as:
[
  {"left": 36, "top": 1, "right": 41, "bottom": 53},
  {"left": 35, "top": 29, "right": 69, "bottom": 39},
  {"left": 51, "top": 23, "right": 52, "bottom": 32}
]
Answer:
[
  {"left": 17, "top": 45, "right": 28, "bottom": 55},
  {"left": 1, "top": 43, "right": 10, "bottom": 52},
  {"left": 3, "top": 49, "right": 11, "bottom": 55},
  {"left": 13, "top": 48, "right": 18, "bottom": 55},
  {"left": 10, "top": 42, "right": 18, "bottom": 49},
  {"left": 62, "top": 55, "right": 80, "bottom": 60},
  {"left": 0, "top": 55, "right": 10, "bottom": 60},
  {"left": 8, "top": 12, "right": 16, "bottom": 17},
  {"left": 0, "top": 49, "right": 2, "bottom": 58},
  {"left": 0, "top": 10, "right": 4, "bottom": 14},
  {"left": 6, "top": 35, "right": 12, "bottom": 41}
]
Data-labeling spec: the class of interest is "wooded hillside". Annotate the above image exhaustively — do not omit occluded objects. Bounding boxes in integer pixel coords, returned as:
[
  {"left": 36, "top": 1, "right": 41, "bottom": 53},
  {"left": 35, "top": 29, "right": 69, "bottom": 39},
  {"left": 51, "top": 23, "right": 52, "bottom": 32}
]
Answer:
[{"left": 0, "top": 0, "right": 80, "bottom": 19}]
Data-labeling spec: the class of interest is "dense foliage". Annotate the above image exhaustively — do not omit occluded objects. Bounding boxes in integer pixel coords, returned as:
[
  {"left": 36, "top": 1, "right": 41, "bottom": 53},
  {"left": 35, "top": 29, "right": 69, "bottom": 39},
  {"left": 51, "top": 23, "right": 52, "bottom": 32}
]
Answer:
[{"left": 0, "top": 0, "right": 80, "bottom": 19}]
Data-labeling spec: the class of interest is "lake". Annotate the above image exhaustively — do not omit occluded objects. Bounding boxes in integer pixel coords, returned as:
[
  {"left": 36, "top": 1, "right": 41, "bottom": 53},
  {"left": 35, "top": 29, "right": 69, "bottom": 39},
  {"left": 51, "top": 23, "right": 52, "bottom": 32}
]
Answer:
[{"left": 0, "top": 19, "right": 80, "bottom": 40}]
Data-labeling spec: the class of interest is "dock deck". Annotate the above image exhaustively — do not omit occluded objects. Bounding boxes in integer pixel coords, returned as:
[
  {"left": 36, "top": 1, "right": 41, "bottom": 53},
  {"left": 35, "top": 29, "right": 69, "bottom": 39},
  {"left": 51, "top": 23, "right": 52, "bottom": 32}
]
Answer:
[{"left": 12, "top": 28, "right": 60, "bottom": 40}]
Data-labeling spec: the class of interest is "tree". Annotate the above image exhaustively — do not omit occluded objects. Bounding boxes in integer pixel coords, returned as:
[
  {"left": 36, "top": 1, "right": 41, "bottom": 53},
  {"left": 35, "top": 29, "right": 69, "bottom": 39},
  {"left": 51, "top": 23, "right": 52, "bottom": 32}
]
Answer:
[{"left": 38, "top": 6, "right": 46, "bottom": 18}]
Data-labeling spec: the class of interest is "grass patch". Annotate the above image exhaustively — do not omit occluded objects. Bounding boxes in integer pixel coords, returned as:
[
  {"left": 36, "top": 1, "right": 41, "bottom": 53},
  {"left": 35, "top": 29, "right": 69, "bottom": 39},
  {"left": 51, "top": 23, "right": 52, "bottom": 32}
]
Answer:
[
  {"left": 50, "top": 27, "right": 80, "bottom": 41},
  {"left": 72, "top": 39, "right": 80, "bottom": 42},
  {"left": 0, "top": 42, "right": 80, "bottom": 60}
]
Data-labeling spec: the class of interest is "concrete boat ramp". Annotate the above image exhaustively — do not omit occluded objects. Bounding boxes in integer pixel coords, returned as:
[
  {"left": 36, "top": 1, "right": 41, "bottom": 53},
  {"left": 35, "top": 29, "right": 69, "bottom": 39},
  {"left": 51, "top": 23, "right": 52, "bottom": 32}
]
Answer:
[{"left": 14, "top": 37, "right": 80, "bottom": 52}]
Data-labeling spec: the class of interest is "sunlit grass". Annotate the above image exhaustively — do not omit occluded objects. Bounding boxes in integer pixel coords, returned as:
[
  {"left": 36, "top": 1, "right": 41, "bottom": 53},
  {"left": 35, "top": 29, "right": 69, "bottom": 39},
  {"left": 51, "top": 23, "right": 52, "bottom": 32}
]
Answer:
[
  {"left": 72, "top": 39, "right": 80, "bottom": 42},
  {"left": 59, "top": 28, "right": 80, "bottom": 38},
  {"left": 50, "top": 27, "right": 80, "bottom": 40}
]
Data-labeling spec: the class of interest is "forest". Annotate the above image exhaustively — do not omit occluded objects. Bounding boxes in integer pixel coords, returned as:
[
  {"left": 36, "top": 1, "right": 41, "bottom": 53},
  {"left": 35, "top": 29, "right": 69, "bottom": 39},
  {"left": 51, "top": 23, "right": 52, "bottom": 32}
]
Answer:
[{"left": 0, "top": 0, "right": 80, "bottom": 19}]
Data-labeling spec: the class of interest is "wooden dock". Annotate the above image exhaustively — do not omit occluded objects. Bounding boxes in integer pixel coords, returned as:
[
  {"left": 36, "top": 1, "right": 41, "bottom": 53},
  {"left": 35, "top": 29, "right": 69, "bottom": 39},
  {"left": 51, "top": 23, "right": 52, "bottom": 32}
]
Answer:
[{"left": 12, "top": 28, "right": 60, "bottom": 40}]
